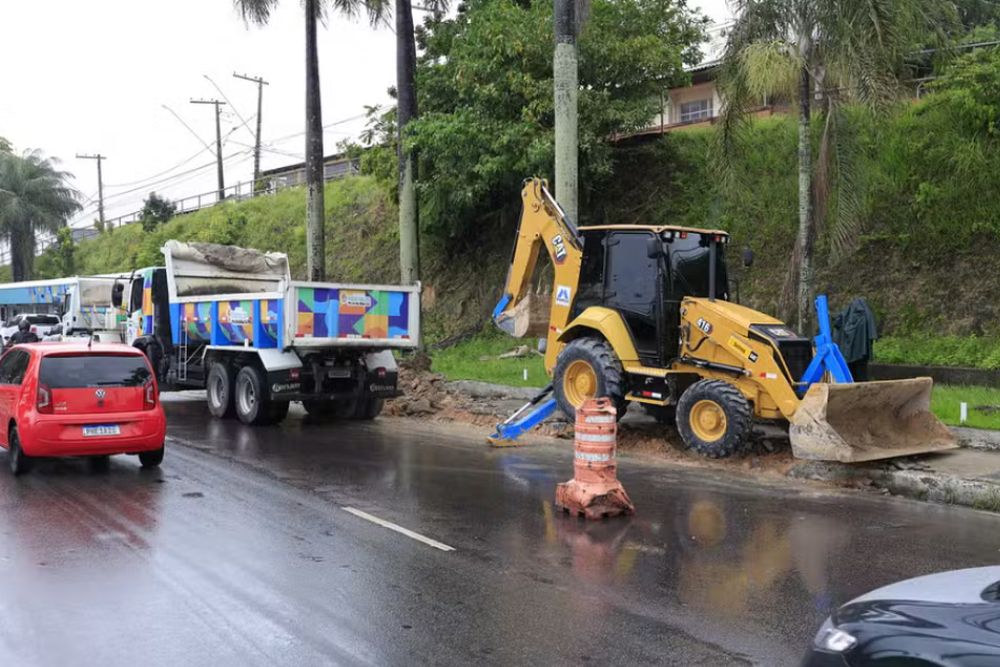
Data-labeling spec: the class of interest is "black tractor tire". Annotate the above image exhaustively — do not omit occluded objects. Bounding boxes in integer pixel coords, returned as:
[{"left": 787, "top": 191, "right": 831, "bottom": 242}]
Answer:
[
  {"left": 643, "top": 403, "right": 677, "bottom": 425},
  {"left": 139, "top": 447, "right": 164, "bottom": 468},
  {"left": 206, "top": 363, "right": 236, "bottom": 419},
  {"left": 552, "top": 337, "right": 626, "bottom": 421},
  {"left": 676, "top": 379, "right": 752, "bottom": 458},
  {"left": 234, "top": 365, "right": 274, "bottom": 426},
  {"left": 8, "top": 427, "right": 32, "bottom": 476}
]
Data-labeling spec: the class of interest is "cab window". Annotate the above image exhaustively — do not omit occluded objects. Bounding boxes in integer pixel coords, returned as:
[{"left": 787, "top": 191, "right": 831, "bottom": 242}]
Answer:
[{"left": 129, "top": 277, "right": 145, "bottom": 313}]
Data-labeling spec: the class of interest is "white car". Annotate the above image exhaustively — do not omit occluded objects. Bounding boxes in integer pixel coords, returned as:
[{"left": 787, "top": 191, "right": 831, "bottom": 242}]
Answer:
[{"left": 0, "top": 313, "right": 62, "bottom": 344}]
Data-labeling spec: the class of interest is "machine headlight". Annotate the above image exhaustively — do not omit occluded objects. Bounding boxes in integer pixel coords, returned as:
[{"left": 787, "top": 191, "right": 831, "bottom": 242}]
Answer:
[{"left": 814, "top": 621, "right": 857, "bottom": 653}]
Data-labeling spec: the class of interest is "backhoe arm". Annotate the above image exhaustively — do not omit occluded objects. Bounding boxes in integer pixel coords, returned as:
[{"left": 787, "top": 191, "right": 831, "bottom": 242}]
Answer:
[{"left": 492, "top": 178, "right": 583, "bottom": 347}]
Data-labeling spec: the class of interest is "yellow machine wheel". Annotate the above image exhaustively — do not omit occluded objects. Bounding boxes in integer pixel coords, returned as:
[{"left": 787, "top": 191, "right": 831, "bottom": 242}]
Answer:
[
  {"left": 690, "top": 400, "right": 728, "bottom": 442},
  {"left": 563, "top": 359, "right": 598, "bottom": 408},
  {"left": 677, "top": 379, "right": 752, "bottom": 458},
  {"left": 552, "top": 337, "right": 625, "bottom": 420}
]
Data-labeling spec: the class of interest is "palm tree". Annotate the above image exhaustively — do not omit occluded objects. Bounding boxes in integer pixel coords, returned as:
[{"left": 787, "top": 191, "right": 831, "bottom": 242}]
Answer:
[
  {"left": 235, "top": 0, "right": 388, "bottom": 281},
  {"left": 0, "top": 150, "right": 81, "bottom": 281},
  {"left": 720, "top": 0, "right": 953, "bottom": 331}
]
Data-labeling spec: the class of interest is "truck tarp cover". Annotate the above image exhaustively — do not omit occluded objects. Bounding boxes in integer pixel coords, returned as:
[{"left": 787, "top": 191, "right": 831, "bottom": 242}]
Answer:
[{"left": 164, "top": 240, "right": 288, "bottom": 277}]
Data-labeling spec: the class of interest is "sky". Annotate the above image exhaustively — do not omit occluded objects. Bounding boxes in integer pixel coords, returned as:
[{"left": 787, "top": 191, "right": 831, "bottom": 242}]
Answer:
[{"left": 0, "top": 0, "right": 733, "bottom": 231}]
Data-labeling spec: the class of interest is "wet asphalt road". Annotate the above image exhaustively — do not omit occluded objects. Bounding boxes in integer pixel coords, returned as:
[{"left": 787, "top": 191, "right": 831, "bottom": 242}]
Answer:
[{"left": 2, "top": 394, "right": 1000, "bottom": 666}]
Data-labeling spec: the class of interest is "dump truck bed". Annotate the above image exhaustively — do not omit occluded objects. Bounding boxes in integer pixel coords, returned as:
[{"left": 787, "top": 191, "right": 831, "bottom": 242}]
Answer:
[{"left": 162, "top": 241, "right": 420, "bottom": 351}]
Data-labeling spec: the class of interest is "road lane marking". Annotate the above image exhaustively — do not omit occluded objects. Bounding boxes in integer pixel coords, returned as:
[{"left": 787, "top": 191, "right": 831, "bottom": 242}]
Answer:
[{"left": 341, "top": 507, "right": 456, "bottom": 552}]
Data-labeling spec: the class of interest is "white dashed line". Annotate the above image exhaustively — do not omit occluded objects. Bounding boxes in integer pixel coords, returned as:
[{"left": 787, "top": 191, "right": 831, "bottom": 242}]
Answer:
[{"left": 341, "top": 507, "right": 456, "bottom": 552}]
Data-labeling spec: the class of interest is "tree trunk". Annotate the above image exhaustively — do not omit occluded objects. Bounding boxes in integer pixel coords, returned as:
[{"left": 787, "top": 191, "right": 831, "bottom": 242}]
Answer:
[
  {"left": 10, "top": 222, "right": 32, "bottom": 282},
  {"left": 553, "top": 0, "right": 579, "bottom": 223},
  {"left": 795, "top": 57, "right": 813, "bottom": 334},
  {"left": 305, "top": 0, "right": 326, "bottom": 281},
  {"left": 396, "top": 0, "right": 419, "bottom": 286}
]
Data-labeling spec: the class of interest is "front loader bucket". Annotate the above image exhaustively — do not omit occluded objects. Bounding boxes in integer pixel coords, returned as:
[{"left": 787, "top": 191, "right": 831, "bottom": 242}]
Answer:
[{"left": 788, "top": 378, "right": 958, "bottom": 463}]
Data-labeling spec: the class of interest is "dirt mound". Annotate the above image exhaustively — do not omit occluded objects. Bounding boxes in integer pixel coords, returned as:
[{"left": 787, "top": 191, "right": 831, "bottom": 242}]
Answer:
[{"left": 387, "top": 367, "right": 797, "bottom": 476}]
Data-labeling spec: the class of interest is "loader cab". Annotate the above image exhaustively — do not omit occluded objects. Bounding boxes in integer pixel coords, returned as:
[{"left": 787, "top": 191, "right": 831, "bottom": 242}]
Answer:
[{"left": 574, "top": 227, "right": 729, "bottom": 367}]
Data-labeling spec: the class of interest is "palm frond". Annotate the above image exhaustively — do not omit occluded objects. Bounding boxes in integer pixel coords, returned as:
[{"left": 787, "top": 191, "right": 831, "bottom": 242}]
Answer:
[{"left": 233, "top": 0, "right": 280, "bottom": 25}]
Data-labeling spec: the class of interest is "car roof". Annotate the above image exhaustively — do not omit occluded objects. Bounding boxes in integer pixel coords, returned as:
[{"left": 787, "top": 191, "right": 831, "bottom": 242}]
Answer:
[{"left": 17, "top": 343, "right": 142, "bottom": 357}]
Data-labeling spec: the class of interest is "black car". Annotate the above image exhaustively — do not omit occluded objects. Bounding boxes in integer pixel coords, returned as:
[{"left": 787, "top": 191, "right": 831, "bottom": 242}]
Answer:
[{"left": 803, "top": 566, "right": 1000, "bottom": 666}]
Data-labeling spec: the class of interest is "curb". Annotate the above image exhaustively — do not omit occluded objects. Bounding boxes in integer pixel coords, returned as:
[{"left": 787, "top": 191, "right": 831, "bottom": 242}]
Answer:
[{"left": 788, "top": 460, "right": 1000, "bottom": 512}]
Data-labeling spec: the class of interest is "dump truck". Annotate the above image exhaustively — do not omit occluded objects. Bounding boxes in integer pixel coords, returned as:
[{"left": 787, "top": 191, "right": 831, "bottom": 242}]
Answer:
[
  {"left": 489, "top": 178, "right": 956, "bottom": 462},
  {"left": 112, "top": 241, "right": 420, "bottom": 425}
]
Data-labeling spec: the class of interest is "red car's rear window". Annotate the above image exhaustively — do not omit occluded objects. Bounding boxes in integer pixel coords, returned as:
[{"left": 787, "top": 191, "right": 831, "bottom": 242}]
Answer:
[{"left": 39, "top": 354, "right": 151, "bottom": 388}]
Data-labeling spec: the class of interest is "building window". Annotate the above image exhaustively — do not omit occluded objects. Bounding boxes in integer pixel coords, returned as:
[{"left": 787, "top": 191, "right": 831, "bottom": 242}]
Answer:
[{"left": 679, "top": 98, "right": 713, "bottom": 123}]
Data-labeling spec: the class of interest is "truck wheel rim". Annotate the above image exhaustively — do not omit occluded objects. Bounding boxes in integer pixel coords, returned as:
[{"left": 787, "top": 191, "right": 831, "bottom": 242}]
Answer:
[
  {"left": 564, "top": 360, "right": 597, "bottom": 407},
  {"left": 238, "top": 379, "right": 255, "bottom": 415},
  {"left": 210, "top": 375, "right": 224, "bottom": 406},
  {"left": 691, "top": 400, "right": 726, "bottom": 441}
]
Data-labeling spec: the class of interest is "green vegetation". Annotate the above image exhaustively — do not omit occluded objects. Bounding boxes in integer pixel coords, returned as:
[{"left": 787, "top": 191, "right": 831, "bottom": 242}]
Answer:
[
  {"left": 875, "top": 336, "right": 1000, "bottom": 369},
  {"left": 0, "top": 150, "right": 80, "bottom": 280},
  {"left": 430, "top": 333, "right": 547, "bottom": 388},
  {"left": 359, "top": 0, "right": 707, "bottom": 236},
  {"left": 932, "top": 385, "right": 1000, "bottom": 429}
]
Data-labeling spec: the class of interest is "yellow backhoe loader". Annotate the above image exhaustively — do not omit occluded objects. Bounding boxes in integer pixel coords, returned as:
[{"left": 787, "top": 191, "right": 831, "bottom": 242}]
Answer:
[{"left": 489, "top": 178, "right": 957, "bottom": 462}]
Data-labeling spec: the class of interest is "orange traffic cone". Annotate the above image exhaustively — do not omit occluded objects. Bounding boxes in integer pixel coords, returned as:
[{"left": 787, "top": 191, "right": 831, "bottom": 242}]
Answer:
[{"left": 555, "top": 397, "right": 635, "bottom": 520}]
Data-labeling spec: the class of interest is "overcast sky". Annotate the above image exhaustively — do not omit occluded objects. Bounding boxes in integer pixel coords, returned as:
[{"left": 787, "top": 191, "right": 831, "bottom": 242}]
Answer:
[{"left": 0, "top": 0, "right": 732, "bottom": 230}]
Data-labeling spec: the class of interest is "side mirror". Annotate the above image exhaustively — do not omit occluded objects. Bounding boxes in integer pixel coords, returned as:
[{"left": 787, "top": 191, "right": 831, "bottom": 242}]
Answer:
[
  {"left": 646, "top": 237, "right": 662, "bottom": 259},
  {"left": 111, "top": 282, "right": 124, "bottom": 308},
  {"left": 742, "top": 247, "right": 755, "bottom": 268}
]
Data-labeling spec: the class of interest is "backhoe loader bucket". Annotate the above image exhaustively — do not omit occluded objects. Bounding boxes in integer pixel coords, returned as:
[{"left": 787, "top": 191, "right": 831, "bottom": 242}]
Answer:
[{"left": 788, "top": 378, "right": 958, "bottom": 463}]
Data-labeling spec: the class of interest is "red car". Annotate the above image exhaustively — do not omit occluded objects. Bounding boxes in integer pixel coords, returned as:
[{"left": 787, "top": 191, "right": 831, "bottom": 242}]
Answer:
[{"left": 0, "top": 343, "right": 166, "bottom": 475}]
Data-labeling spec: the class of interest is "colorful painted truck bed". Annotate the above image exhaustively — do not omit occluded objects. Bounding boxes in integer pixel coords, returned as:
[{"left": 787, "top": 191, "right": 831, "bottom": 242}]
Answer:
[{"left": 168, "top": 283, "right": 418, "bottom": 350}]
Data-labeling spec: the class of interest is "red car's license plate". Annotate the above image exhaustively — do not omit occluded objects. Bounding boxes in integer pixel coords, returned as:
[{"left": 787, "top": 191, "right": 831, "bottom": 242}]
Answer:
[{"left": 82, "top": 424, "right": 120, "bottom": 437}]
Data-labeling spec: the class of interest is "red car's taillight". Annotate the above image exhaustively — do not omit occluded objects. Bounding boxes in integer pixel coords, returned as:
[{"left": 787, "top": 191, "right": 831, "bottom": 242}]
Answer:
[
  {"left": 37, "top": 384, "right": 53, "bottom": 413},
  {"left": 144, "top": 380, "right": 157, "bottom": 409}
]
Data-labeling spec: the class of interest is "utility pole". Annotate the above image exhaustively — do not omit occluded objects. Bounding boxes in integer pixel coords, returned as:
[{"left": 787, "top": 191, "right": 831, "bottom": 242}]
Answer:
[
  {"left": 233, "top": 72, "right": 269, "bottom": 191},
  {"left": 553, "top": 0, "right": 579, "bottom": 223},
  {"left": 190, "top": 98, "right": 227, "bottom": 201},
  {"left": 75, "top": 153, "right": 107, "bottom": 227}
]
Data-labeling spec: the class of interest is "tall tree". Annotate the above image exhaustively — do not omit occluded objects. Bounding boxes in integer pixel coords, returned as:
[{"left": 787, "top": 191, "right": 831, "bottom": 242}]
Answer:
[
  {"left": 720, "top": 0, "right": 954, "bottom": 331},
  {"left": 0, "top": 150, "right": 81, "bottom": 281},
  {"left": 235, "top": 0, "right": 388, "bottom": 280}
]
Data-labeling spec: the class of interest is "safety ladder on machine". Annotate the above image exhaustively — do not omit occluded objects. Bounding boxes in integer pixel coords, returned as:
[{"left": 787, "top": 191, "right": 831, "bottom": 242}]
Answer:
[{"left": 177, "top": 316, "right": 189, "bottom": 382}]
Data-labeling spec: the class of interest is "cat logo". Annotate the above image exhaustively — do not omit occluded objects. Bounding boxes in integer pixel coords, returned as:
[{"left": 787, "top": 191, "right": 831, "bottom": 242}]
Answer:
[{"left": 551, "top": 234, "right": 568, "bottom": 264}]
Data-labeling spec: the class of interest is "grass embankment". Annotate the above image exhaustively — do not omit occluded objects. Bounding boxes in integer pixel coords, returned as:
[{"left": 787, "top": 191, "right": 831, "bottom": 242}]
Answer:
[
  {"left": 933, "top": 386, "right": 1000, "bottom": 430},
  {"left": 431, "top": 333, "right": 546, "bottom": 389},
  {"left": 431, "top": 335, "right": 1000, "bottom": 430},
  {"left": 875, "top": 336, "right": 1000, "bottom": 370}
]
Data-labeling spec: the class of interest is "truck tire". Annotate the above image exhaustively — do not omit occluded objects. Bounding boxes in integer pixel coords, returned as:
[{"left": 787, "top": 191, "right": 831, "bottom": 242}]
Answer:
[
  {"left": 553, "top": 337, "right": 626, "bottom": 421},
  {"left": 676, "top": 380, "right": 752, "bottom": 458},
  {"left": 207, "top": 363, "right": 236, "bottom": 419},
  {"left": 234, "top": 365, "right": 274, "bottom": 426}
]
